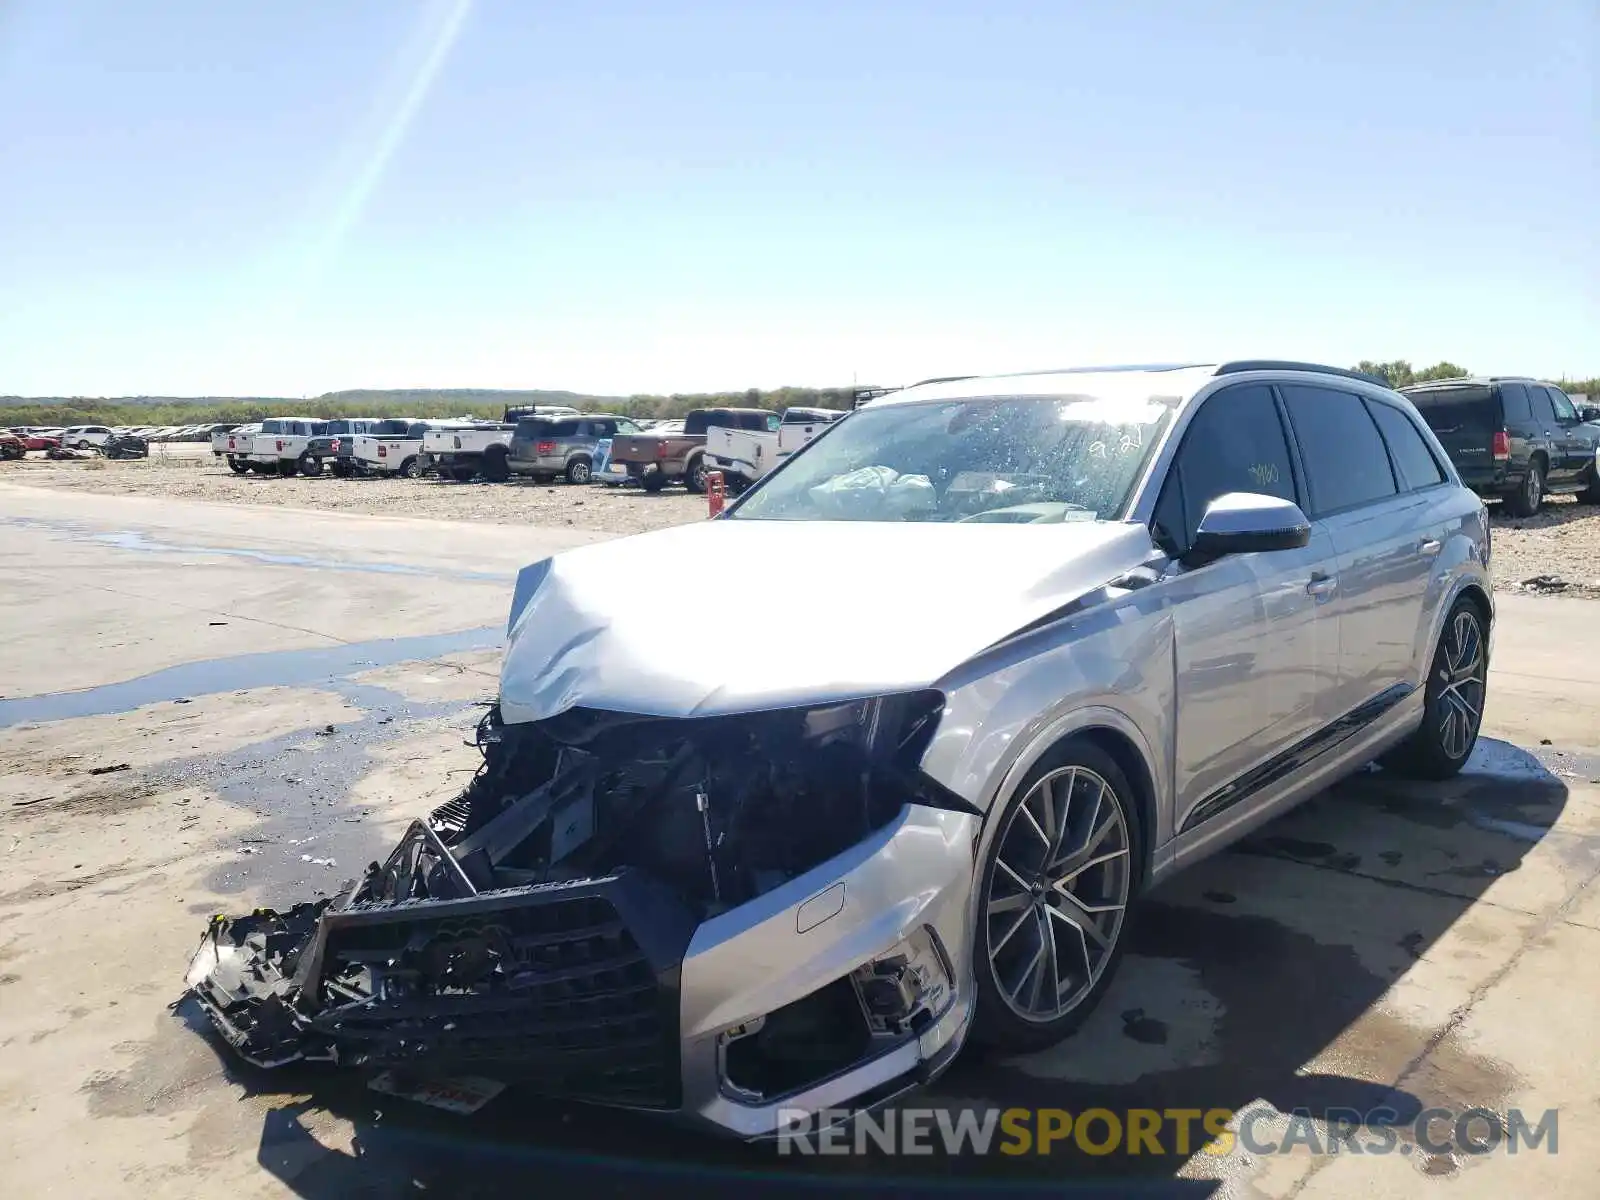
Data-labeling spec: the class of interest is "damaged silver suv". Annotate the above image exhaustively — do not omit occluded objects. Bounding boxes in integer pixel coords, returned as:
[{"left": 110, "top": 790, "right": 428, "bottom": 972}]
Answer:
[{"left": 186, "top": 361, "right": 1493, "bottom": 1139}]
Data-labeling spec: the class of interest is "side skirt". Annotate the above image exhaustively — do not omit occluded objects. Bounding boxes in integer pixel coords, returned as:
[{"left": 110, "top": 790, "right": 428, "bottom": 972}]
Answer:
[{"left": 1179, "top": 683, "right": 1415, "bottom": 835}]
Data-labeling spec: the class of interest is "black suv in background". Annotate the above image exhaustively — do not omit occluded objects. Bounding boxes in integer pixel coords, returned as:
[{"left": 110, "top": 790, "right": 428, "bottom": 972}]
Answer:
[{"left": 1401, "top": 377, "right": 1600, "bottom": 515}]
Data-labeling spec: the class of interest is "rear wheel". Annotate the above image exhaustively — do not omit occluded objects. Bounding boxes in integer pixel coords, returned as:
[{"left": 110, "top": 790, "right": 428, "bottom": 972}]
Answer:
[
  {"left": 640, "top": 469, "right": 667, "bottom": 493},
  {"left": 227, "top": 457, "right": 250, "bottom": 474},
  {"left": 398, "top": 456, "right": 420, "bottom": 479},
  {"left": 482, "top": 447, "right": 511, "bottom": 482},
  {"left": 684, "top": 455, "right": 708, "bottom": 493},
  {"left": 565, "top": 456, "right": 593, "bottom": 485},
  {"left": 450, "top": 465, "right": 476, "bottom": 482},
  {"left": 297, "top": 452, "right": 323, "bottom": 477},
  {"left": 1504, "top": 459, "right": 1544, "bottom": 517},
  {"left": 971, "top": 738, "right": 1140, "bottom": 1054},
  {"left": 1382, "top": 598, "right": 1488, "bottom": 780},
  {"left": 331, "top": 459, "right": 353, "bottom": 478}
]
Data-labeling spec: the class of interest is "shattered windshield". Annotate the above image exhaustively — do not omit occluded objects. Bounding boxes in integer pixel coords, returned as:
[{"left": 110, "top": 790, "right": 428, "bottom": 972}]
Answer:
[{"left": 728, "top": 393, "right": 1176, "bottom": 523}]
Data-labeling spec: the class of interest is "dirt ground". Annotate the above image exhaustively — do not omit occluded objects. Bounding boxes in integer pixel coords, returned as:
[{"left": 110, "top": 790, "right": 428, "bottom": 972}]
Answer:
[{"left": 7, "top": 454, "right": 1600, "bottom": 594}]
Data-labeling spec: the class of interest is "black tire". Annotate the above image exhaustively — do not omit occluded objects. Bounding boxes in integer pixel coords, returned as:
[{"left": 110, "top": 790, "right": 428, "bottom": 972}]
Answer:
[
  {"left": 482, "top": 447, "right": 511, "bottom": 483},
  {"left": 297, "top": 453, "right": 323, "bottom": 477},
  {"left": 398, "top": 456, "right": 420, "bottom": 480},
  {"left": 450, "top": 465, "right": 476, "bottom": 482},
  {"left": 1381, "top": 597, "right": 1488, "bottom": 781},
  {"left": 1504, "top": 459, "right": 1544, "bottom": 517},
  {"left": 640, "top": 470, "right": 667, "bottom": 493},
  {"left": 226, "top": 457, "right": 251, "bottom": 474},
  {"left": 331, "top": 459, "right": 353, "bottom": 478},
  {"left": 684, "top": 454, "right": 708, "bottom": 494},
  {"left": 1577, "top": 464, "right": 1600, "bottom": 505},
  {"left": 970, "top": 736, "right": 1142, "bottom": 1055},
  {"left": 565, "top": 455, "right": 593, "bottom": 485}
]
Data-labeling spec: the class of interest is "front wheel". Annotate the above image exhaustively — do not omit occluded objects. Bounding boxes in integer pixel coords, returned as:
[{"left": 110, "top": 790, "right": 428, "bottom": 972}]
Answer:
[
  {"left": 1381, "top": 598, "right": 1488, "bottom": 780},
  {"left": 971, "top": 738, "right": 1141, "bottom": 1054}
]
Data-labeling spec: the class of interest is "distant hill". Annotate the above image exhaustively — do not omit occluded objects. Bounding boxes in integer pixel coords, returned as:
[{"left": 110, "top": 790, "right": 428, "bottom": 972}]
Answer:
[
  {"left": 0, "top": 385, "right": 863, "bottom": 426},
  {"left": 0, "top": 388, "right": 623, "bottom": 409}
]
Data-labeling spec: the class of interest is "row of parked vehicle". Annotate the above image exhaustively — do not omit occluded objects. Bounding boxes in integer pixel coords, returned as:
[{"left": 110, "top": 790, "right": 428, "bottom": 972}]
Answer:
[{"left": 209, "top": 403, "right": 851, "bottom": 491}]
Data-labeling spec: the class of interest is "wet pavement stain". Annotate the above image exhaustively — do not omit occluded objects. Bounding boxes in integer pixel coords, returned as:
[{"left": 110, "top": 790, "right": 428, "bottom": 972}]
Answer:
[
  {"left": 0, "top": 516, "right": 515, "bottom": 584},
  {"left": 1120, "top": 1009, "right": 1170, "bottom": 1045},
  {"left": 0, "top": 628, "right": 502, "bottom": 728}
]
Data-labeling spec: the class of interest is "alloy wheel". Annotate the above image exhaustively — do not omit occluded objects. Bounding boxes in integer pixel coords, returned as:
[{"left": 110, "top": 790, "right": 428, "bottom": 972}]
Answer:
[
  {"left": 1437, "top": 608, "right": 1486, "bottom": 760},
  {"left": 985, "top": 765, "right": 1132, "bottom": 1023}
]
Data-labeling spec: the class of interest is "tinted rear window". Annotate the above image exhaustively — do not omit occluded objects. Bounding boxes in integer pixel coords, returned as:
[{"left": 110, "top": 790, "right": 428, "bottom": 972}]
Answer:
[
  {"left": 370, "top": 420, "right": 410, "bottom": 435},
  {"left": 1407, "top": 385, "right": 1500, "bottom": 430},
  {"left": 1281, "top": 385, "right": 1399, "bottom": 515},
  {"left": 683, "top": 411, "right": 714, "bottom": 435},
  {"left": 325, "top": 420, "right": 350, "bottom": 434}
]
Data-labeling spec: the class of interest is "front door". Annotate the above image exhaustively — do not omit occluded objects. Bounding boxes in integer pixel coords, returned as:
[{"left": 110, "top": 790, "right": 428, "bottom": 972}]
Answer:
[{"left": 1150, "top": 383, "right": 1342, "bottom": 837}]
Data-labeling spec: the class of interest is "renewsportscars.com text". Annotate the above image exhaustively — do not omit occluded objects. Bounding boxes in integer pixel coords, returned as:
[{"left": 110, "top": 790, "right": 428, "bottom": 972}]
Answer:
[{"left": 776, "top": 1105, "right": 1560, "bottom": 1158}]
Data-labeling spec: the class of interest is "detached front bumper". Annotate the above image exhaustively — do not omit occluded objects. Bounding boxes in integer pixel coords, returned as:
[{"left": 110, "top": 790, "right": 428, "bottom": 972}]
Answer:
[{"left": 186, "top": 804, "right": 977, "bottom": 1139}]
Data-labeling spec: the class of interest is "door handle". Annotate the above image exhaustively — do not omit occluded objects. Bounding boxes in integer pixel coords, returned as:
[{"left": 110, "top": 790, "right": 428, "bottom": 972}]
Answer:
[
  {"left": 1418, "top": 538, "right": 1442, "bottom": 556},
  {"left": 1306, "top": 572, "right": 1337, "bottom": 598}
]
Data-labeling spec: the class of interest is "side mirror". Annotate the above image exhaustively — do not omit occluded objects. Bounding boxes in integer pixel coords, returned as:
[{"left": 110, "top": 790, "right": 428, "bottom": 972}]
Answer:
[
  {"left": 1579, "top": 406, "right": 1600, "bottom": 424},
  {"left": 1184, "top": 492, "right": 1311, "bottom": 567}
]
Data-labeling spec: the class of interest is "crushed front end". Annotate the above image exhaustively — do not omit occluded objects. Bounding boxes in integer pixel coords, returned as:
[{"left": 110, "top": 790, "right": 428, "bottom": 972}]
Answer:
[{"left": 185, "top": 694, "right": 980, "bottom": 1136}]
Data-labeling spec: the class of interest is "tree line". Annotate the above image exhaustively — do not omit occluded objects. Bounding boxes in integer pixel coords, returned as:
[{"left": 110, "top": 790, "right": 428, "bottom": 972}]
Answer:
[{"left": 3, "top": 367, "right": 1595, "bottom": 428}]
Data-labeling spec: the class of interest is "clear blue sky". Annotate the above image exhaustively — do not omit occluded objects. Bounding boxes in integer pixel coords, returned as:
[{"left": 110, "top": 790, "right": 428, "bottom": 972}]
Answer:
[{"left": 1, "top": 0, "right": 1595, "bottom": 397}]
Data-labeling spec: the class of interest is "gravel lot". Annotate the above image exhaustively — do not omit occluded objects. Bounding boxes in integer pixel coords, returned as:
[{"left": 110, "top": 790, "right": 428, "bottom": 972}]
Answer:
[
  {"left": 6, "top": 454, "right": 1600, "bottom": 595},
  {"left": 2, "top": 453, "right": 705, "bottom": 537}
]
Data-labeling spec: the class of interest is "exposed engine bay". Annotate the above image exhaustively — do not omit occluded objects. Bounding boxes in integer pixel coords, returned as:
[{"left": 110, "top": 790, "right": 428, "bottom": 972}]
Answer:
[{"left": 184, "top": 692, "right": 959, "bottom": 1109}]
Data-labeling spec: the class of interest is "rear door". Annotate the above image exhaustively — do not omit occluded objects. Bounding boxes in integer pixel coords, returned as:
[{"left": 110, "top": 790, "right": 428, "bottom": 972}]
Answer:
[
  {"left": 1525, "top": 385, "right": 1571, "bottom": 483},
  {"left": 1279, "top": 385, "right": 1434, "bottom": 716},
  {"left": 1406, "top": 385, "right": 1500, "bottom": 487}
]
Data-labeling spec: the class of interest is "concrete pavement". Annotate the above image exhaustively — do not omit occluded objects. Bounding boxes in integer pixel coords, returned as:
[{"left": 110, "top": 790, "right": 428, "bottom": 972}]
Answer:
[{"left": 1, "top": 482, "right": 1598, "bottom": 1199}]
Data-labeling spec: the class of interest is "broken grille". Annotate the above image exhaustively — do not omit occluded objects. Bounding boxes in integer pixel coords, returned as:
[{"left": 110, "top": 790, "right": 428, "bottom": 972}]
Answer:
[{"left": 305, "top": 875, "right": 688, "bottom": 1108}]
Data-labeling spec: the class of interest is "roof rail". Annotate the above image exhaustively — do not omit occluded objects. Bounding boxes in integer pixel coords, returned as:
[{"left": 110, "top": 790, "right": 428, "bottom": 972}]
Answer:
[
  {"left": 906, "top": 375, "right": 977, "bottom": 387},
  {"left": 1215, "top": 360, "right": 1390, "bottom": 387}
]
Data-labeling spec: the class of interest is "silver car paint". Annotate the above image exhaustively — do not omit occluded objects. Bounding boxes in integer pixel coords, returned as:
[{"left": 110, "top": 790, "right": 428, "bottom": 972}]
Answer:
[
  {"left": 491, "top": 364, "right": 1492, "bottom": 1138},
  {"left": 498, "top": 517, "right": 1160, "bottom": 725}
]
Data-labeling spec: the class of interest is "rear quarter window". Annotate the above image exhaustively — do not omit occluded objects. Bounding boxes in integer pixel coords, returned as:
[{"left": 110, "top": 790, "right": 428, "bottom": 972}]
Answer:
[
  {"left": 683, "top": 411, "right": 713, "bottom": 436},
  {"left": 1366, "top": 400, "right": 1447, "bottom": 490}
]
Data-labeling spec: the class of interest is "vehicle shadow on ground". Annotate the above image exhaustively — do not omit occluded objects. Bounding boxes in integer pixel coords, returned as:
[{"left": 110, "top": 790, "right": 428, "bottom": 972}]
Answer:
[{"left": 195, "top": 738, "right": 1568, "bottom": 1199}]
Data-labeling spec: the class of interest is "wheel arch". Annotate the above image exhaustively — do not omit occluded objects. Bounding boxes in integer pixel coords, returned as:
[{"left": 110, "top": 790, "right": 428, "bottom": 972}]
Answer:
[{"left": 971, "top": 707, "right": 1164, "bottom": 889}]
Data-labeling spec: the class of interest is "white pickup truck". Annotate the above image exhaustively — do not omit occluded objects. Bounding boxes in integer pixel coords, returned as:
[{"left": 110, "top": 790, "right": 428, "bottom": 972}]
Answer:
[
  {"left": 421, "top": 421, "right": 517, "bottom": 482},
  {"left": 246, "top": 418, "right": 331, "bottom": 476},
  {"left": 704, "top": 406, "right": 845, "bottom": 491},
  {"left": 212, "top": 424, "right": 259, "bottom": 474},
  {"left": 350, "top": 419, "right": 452, "bottom": 478}
]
